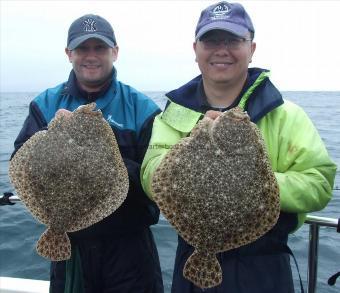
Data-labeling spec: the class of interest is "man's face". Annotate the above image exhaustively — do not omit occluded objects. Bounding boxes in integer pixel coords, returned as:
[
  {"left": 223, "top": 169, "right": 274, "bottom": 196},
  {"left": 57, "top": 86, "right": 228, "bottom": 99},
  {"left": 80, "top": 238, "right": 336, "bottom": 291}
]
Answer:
[
  {"left": 193, "top": 30, "right": 256, "bottom": 86},
  {"left": 65, "top": 38, "right": 118, "bottom": 89}
]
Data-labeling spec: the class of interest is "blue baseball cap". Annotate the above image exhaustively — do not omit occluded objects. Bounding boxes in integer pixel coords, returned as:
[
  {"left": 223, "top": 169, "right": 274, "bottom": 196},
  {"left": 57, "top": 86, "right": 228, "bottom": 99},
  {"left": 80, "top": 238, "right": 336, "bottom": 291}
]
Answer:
[
  {"left": 67, "top": 14, "right": 116, "bottom": 50},
  {"left": 195, "top": 1, "right": 254, "bottom": 40}
]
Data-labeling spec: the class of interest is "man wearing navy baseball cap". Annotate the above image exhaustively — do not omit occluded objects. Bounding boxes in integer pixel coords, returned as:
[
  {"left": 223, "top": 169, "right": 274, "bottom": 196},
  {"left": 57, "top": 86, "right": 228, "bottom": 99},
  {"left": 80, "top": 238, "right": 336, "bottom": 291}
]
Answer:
[
  {"left": 194, "top": 1, "right": 254, "bottom": 41},
  {"left": 141, "top": 2, "right": 336, "bottom": 292},
  {"left": 67, "top": 14, "right": 117, "bottom": 50},
  {"left": 64, "top": 14, "right": 118, "bottom": 93},
  {"left": 12, "top": 14, "right": 164, "bottom": 293}
]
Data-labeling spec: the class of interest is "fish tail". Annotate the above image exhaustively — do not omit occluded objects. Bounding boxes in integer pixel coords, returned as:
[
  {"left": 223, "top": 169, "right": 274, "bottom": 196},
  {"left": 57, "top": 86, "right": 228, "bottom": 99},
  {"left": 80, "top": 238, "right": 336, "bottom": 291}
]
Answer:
[
  {"left": 36, "top": 228, "right": 71, "bottom": 261},
  {"left": 183, "top": 249, "right": 222, "bottom": 289}
]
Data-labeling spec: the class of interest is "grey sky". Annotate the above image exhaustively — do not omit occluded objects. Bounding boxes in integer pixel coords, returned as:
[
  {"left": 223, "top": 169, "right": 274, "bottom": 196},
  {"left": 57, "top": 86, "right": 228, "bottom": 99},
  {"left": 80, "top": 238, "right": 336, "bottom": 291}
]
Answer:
[{"left": 1, "top": 0, "right": 340, "bottom": 92}]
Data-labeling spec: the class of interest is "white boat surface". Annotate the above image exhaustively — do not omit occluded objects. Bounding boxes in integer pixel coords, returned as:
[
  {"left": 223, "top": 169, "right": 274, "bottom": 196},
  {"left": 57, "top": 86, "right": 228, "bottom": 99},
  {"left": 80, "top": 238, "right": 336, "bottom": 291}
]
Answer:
[{"left": 0, "top": 277, "right": 49, "bottom": 293}]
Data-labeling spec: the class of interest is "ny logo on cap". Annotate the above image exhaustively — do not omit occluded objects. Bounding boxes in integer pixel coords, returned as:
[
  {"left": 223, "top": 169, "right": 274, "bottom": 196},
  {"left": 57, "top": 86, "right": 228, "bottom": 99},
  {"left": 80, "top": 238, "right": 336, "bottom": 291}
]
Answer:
[
  {"left": 210, "top": 3, "right": 230, "bottom": 19},
  {"left": 83, "top": 18, "right": 97, "bottom": 32}
]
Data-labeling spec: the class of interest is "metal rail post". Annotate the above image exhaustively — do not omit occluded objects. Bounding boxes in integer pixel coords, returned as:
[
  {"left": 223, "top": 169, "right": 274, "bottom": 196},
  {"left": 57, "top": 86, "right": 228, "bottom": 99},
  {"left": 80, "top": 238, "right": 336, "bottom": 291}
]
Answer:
[
  {"left": 307, "top": 223, "right": 319, "bottom": 293},
  {"left": 305, "top": 215, "right": 340, "bottom": 293}
]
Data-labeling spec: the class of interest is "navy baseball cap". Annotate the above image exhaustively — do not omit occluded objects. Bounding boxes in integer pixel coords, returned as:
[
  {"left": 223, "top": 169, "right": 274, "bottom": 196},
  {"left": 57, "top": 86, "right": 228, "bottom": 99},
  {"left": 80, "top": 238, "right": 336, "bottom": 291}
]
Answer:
[
  {"left": 195, "top": 1, "right": 254, "bottom": 40},
  {"left": 67, "top": 14, "right": 116, "bottom": 50}
]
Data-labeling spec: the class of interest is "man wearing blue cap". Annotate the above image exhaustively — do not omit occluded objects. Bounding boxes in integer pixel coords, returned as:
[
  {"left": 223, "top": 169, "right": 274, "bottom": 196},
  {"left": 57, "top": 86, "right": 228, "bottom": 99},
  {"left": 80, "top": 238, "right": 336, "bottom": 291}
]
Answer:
[
  {"left": 141, "top": 1, "right": 336, "bottom": 292},
  {"left": 12, "top": 14, "right": 164, "bottom": 293}
]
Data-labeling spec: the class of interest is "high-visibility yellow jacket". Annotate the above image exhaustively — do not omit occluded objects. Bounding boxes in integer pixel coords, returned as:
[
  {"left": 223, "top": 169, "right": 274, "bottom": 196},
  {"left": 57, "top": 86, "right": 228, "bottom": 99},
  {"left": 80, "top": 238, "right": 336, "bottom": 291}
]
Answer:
[{"left": 141, "top": 68, "right": 337, "bottom": 231}]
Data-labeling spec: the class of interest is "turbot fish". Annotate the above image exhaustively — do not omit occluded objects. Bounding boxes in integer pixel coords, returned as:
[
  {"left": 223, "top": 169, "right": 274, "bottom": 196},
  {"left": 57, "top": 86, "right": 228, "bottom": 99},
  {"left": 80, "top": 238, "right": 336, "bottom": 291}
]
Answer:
[
  {"left": 152, "top": 107, "right": 280, "bottom": 288},
  {"left": 9, "top": 103, "right": 129, "bottom": 261}
]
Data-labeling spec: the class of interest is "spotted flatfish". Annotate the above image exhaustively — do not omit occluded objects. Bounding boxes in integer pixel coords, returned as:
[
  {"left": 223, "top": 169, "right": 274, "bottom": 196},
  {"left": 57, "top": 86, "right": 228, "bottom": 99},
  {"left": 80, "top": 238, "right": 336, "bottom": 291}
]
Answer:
[
  {"left": 152, "top": 107, "right": 280, "bottom": 288},
  {"left": 9, "top": 103, "right": 129, "bottom": 261}
]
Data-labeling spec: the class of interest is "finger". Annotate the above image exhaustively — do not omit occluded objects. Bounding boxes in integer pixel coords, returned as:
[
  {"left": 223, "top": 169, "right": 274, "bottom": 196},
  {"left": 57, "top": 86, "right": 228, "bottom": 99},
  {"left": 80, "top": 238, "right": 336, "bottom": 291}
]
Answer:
[
  {"left": 204, "top": 110, "right": 222, "bottom": 120},
  {"left": 55, "top": 109, "right": 72, "bottom": 119}
]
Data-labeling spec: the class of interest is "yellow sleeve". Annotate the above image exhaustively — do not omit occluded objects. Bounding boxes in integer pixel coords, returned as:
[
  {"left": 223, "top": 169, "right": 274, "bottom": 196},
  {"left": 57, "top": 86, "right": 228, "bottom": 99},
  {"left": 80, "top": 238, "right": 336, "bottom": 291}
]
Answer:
[{"left": 141, "top": 102, "right": 202, "bottom": 198}]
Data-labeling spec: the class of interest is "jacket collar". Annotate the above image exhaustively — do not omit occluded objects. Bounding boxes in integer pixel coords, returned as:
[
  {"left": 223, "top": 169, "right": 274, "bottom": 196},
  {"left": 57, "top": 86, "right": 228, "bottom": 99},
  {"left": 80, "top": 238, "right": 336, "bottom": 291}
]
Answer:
[{"left": 166, "top": 67, "right": 283, "bottom": 123}]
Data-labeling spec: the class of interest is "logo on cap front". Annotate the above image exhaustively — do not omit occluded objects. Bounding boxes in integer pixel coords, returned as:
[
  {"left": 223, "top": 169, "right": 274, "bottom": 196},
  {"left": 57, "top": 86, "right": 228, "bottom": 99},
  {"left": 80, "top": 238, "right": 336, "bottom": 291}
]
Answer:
[
  {"left": 210, "top": 3, "right": 230, "bottom": 20},
  {"left": 83, "top": 18, "right": 97, "bottom": 32}
]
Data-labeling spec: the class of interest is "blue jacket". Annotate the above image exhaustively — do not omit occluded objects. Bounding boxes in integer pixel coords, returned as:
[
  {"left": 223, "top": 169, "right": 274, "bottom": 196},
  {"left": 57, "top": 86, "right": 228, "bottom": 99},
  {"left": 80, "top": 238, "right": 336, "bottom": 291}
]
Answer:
[{"left": 12, "top": 69, "right": 161, "bottom": 238}]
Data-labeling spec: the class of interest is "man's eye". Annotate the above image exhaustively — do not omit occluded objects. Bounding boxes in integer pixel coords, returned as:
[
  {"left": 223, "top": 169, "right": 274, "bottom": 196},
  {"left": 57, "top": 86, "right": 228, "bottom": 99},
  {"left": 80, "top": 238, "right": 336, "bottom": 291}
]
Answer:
[
  {"left": 95, "top": 45, "right": 108, "bottom": 51},
  {"left": 228, "top": 39, "right": 240, "bottom": 45},
  {"left": 205, "top": 39, "right": 219, "bottom": 45},
  {"left": 76, "top": 46, "right": 88, "bottom": 52}
]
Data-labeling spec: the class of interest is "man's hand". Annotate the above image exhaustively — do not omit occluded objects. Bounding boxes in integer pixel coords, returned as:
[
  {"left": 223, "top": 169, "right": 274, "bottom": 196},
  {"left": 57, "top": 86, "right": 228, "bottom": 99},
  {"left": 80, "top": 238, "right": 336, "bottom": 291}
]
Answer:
[
  {"left": 204, "top": 110, "right": 222, "bottom": 120},
  {"left": 55, "top": 109, "right": 72, "bottom": 119}
]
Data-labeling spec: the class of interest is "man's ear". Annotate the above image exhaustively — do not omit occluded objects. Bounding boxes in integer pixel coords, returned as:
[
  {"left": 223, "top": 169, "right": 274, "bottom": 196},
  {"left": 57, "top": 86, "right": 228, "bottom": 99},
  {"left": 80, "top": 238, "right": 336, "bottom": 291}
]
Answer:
[
  {"left": 249, "top": 41, "right": 256, "bottom": 63},
  {"left": 65, "top": 48, "right": 72, "bottom": 63},
  {"left": 193, "top": 42, "right": 198, "bottom": 62},
  {"left": 112, "top": 46, "right": 119, "bottom": 62}
]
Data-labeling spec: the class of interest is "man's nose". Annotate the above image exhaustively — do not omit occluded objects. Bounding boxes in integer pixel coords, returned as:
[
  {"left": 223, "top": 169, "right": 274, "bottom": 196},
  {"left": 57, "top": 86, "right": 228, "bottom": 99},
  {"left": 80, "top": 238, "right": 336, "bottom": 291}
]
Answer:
[{"left": 214, "top": 43, "right": 231, "bottom": 54}]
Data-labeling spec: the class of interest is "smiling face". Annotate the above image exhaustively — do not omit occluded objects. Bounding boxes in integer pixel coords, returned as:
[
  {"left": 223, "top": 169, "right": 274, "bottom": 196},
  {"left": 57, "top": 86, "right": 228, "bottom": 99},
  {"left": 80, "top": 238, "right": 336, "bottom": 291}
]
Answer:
[
  {"left": 193, "top": 30, "right": 256, "bottom": 89},
  {"left": 65, "top": 38, "right": 118, "bottom": 92}
]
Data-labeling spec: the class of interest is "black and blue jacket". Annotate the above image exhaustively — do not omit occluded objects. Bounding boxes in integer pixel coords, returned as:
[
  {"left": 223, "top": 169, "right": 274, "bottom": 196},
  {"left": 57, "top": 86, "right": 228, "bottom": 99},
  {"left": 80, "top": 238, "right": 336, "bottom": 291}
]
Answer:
[{"left": 12, "top": 69, "right": 161, "bottom": 239}]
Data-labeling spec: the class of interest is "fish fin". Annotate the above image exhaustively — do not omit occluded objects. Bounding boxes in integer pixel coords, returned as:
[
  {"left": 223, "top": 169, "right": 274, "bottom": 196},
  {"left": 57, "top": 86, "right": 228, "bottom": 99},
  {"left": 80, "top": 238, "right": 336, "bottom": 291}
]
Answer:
[
  {"left": 183, "top": 249, "right": 222, "bottom": 289},
  {"left": 36, "top": 228, "right": 71, "bottom": 261}
]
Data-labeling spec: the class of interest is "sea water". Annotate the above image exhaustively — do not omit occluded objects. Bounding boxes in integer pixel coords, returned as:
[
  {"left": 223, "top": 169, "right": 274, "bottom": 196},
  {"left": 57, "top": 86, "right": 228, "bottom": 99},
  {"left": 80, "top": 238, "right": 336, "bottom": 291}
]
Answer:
[{"left": 0, "top": 91, "right": 339, "bottom": 293}]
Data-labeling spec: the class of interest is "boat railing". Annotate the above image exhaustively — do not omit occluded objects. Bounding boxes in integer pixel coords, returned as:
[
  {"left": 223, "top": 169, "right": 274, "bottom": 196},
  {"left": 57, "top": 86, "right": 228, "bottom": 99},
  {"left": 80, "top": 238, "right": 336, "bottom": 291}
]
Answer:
[
  {"left": 1, "top": 193, "right": 339, "bottom": 293},
  {"left": 304, "top": 214, "right": 339, "bottom": 293}
]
